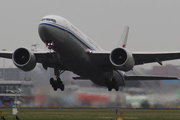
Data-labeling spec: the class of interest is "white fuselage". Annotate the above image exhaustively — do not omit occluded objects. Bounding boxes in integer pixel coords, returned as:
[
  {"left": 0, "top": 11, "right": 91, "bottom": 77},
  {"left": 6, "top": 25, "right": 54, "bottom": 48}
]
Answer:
[{"left": 38, "top": 15, "right": 124, "bottom": 87}]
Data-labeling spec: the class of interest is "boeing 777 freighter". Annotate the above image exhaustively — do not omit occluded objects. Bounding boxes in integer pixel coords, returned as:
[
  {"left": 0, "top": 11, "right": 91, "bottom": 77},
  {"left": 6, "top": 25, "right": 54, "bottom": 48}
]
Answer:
[{"left": 0, "top": 15, "right": 180, "bottom": 91}]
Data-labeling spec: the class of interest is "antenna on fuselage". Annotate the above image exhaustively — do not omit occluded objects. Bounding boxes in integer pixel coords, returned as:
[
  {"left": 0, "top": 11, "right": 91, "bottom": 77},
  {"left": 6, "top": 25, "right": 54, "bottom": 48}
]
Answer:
[{"left": 31, "top": 44, "right": 39, "bottom": 52}]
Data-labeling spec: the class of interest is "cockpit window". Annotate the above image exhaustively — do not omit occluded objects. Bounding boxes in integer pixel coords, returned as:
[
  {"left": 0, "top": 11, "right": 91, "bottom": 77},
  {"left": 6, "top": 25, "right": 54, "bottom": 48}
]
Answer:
[{"left": 41, "top": 18, "right": 56, "bottom": 23}]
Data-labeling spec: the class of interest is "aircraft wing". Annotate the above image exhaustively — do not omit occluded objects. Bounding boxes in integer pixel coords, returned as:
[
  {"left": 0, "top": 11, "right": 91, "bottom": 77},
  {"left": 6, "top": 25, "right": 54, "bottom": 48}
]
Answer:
[
  {"left": 133, "top": 52, "right": 180, "bottom": 65},
  {"left": 89, "top": 51, "right": 180, "bottom": 66},
  {"left": 88, "top": 51, "right": 111, "bottom": 66},
  {"left": 0, "top": 51, "right": 67, "bottom": 70},
  {"left": 33, "top": 51, "right": 67, "bottom": 70},
  {"left": 0, "top": 51, "right": 13, "bottom": 59}
]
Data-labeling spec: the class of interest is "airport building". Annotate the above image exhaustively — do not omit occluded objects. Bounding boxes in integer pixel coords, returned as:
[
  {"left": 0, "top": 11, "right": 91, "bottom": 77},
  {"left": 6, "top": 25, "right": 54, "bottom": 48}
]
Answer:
[
  {"left": 152, "top": 65, "right": 180, "bottom": 87},
  {"left": 0, "top": 68, "right": 33, "bottom": 107},
  {"left": 0, "top": 65, "right": 179, "bottom": 108}
]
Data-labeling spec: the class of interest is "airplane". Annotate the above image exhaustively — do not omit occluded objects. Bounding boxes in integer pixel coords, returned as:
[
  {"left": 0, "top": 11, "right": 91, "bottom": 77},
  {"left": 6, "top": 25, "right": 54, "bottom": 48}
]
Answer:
[{"left": 0, "top": 15, "right": 180, "bottom": 91}]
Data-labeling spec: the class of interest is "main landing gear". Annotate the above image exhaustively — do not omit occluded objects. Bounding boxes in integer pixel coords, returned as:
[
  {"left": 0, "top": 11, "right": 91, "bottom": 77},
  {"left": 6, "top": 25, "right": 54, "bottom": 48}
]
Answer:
[
  {"left": 46, "top": 43, "right": 65, "bottom": 91},
  {"left": 106, "top": 78, "right": 119, "bottom": 91},
  {"left": 50, "top": 69, "right": 65, "bottom": 91}
]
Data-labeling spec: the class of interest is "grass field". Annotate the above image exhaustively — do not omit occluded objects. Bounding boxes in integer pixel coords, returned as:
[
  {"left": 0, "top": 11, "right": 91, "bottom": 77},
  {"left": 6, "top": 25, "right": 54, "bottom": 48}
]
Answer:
[{"left": 0, "top": 109, "right": 180, "bottom": 120}]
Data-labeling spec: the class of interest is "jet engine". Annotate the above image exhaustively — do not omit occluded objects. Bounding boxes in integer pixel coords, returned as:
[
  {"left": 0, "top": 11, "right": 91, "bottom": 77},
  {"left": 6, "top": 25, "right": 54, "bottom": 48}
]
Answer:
[
  {"left": 110, "top": 48, "right": 135, "bottom": 71},
  {"left": 12, "top": 48, "right": 37, "bottom": 71}
]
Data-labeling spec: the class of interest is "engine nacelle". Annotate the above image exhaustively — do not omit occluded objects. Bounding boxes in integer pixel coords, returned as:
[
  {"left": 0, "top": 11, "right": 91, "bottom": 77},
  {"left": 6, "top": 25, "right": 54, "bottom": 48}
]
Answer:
[
  {"left": 110, "top": 48, "right": 135, "bottom": 71},
  {"left": 12, "top": 48, "right": 37, "bottom": 71}
]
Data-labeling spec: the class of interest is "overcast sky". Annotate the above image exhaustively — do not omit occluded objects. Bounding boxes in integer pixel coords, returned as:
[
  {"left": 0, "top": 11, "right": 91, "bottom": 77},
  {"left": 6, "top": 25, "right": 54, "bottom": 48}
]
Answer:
[{"left": 1, "top": 0, "right": 180, "bottom": 68}]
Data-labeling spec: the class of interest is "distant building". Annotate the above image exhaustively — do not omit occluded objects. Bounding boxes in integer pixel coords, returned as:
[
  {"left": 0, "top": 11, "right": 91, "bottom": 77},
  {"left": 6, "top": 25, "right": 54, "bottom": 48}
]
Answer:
[
  {"left": 0, "top": 80, "right": 34, "bottom": 107},
  {"left": 0, "top": 68, "right": 30, "bottom": 80},
  {"left": 152, "top": 65, "right": 180, "bottom": 87}
]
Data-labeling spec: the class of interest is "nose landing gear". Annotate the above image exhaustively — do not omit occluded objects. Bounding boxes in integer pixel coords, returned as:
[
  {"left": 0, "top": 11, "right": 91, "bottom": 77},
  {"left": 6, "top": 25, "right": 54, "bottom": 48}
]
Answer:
[
  {"left": 50, "top": 69, "right": 65, "bottom": 91},
  {"left": 45, "top": 43, "right": 65, "bottom": 91},
  {"left": 50, "top": 78, "right": 64, "bottom": 91}
]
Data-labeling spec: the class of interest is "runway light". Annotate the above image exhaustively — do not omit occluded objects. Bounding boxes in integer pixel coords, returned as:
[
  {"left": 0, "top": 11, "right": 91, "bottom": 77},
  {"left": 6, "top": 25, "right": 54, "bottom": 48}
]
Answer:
[
  {"left": 1, "top": 111, "right": 3, "bottom": 117},
  {"left": 1, "top": 111, "right": 5, "bottom": 120},
  {"left": 121, "top": 112, "right": 123, "bottom": 117}
]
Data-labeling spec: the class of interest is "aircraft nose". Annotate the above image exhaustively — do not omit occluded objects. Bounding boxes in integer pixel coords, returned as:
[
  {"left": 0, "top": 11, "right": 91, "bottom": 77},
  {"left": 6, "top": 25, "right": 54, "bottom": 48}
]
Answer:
[{"left": 38, "top": 25, "right": 53, "bottom": 43}]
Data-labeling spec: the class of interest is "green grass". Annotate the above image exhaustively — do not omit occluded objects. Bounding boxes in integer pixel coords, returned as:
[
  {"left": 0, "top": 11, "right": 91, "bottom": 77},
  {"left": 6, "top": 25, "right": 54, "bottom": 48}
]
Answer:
[{"left": 0, "top": 109, "right": 180, "bottom": 120}]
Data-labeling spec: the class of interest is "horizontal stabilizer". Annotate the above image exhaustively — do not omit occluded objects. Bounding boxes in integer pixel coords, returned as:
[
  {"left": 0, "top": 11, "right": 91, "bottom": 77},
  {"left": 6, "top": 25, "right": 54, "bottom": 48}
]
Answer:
[
  {"left": 124, "top": 75, "right": 178, "bottom": 80},
  {"left": 72, "top": 77, "right": 89, "bottom": 80}
]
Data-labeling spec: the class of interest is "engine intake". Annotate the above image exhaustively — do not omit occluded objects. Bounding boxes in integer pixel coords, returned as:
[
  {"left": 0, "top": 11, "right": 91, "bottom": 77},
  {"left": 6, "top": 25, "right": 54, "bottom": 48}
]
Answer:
[
  {"left": 110, "top": 48, "right": 134, "bottom": 71},
  {"left": 12, "top": 48, "right": 37, "bottom": 71},
  {"left": 110, "top": 48, "right": 127, "bottom": 65}
]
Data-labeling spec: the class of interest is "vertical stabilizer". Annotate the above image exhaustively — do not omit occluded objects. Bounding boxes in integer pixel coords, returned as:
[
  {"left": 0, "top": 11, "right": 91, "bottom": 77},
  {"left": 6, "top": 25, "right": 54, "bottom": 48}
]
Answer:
[{"left": 118, "top": 26, "right": 129, "bottom": 48}]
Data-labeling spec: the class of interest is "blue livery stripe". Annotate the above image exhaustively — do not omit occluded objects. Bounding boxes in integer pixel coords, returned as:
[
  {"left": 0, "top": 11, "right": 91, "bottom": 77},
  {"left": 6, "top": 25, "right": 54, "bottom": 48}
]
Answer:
[
  {"left": 116, "top": 70, "right": 125, "bottom": 83},
  {"left": 39, "top": 22, "right": 95, "bottom": 50}
]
